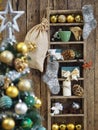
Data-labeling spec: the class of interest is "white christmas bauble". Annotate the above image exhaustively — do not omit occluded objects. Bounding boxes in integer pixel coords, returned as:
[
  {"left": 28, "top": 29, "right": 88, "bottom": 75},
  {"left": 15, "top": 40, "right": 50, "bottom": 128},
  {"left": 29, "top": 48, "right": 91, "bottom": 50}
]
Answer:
[{"left": 15, "top": 101, "right": 28, "bottom": 115}]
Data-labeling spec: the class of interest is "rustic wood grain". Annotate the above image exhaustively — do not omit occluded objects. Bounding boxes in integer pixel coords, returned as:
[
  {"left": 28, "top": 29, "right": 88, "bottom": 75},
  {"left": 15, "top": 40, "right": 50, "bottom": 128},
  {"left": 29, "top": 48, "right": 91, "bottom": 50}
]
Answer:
[
  {"left": 53, "top": 0, "right": 67, "bottom": 10},
  {"left": 26, "top": 0, "right": 41, "bottom": 99},
  {"left": 82, "top": 1, "right": 95, "bottom": 129},
  {"left": 40, "top": 0, "right": 48, "bottom": 128},
  {"left": 68, "top": 0, "right": 82, "bottom": 9},
  {"left": 95, "top": 0, "right": 98, "bottom": 129},
  {"left": 12, "top": 0, "right": 26, "bottom": 41},
  {"left": 27, "top": 0, "right": 40, "bottom": 31}
]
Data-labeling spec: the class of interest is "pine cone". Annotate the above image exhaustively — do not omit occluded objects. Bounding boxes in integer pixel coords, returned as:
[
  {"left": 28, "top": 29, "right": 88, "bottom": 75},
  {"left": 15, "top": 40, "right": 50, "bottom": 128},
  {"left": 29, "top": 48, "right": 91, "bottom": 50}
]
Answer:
[
  {"left": 72, "top": 84, "right": 84, "bottom": 96},
  {"left": 62, "top": 49, "right": 75, "bottom": 60}
]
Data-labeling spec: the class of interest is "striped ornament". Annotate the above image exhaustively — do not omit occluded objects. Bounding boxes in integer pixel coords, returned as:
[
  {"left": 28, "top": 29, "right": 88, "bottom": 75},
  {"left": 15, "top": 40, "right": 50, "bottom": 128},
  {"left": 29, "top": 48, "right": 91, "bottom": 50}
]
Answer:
[{"left": 0, "top": 96, "right": 12, "bottom": 109}]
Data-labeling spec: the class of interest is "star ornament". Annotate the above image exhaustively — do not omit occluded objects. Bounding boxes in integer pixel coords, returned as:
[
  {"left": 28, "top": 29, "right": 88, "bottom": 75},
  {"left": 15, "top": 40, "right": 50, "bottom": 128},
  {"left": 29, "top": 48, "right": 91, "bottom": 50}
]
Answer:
[{"left": 0, "top": 0, "right": 24, "bottom": 32}]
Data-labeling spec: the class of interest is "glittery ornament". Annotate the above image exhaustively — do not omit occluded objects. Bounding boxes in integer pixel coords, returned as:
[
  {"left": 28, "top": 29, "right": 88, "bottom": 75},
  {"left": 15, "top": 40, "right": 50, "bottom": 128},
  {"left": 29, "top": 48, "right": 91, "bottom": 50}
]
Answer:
[
  {"left": 14, "top": 57, "right": 28, "bottom": 72},
  {"left": 43, "top": 59, "right": 60, "bottom": 94},
  {"left": 58, "top": 15, "right": 66, "bottom": 23},
  {"left": 24, "top": 95, "right": 35, "bottom": 107},
  {"left": 3, "top": 77, "right": 11, "bottom": 89},
  {"left": 27, "top": 42, "right": 37, "bottom": 52},
  {"left": 5, "top": 68, "right": 30, "bottom": 82}
]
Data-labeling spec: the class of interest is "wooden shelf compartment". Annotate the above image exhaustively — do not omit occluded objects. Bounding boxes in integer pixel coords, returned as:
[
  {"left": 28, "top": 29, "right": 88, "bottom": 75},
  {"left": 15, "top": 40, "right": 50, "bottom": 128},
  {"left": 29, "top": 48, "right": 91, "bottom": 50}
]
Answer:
[
  {"left": 58, "top": 59, "right": 84, "bottom": 63},
  {"left": 49, "top": 9, "right": 82, "bottom": 14},
  {"left": 50, "top": 96, "right": 84, "bottom": 99},
  {"left": 50, "top": 114, "right": 84, "bottom": 117},
  {"left": 58, "top": 77, "right": 84, "bottom": 81},
  {"left": 50, "top": 41, "right": 85, "bottom": 44},
  {"left": 50, "top": 23, "right": 83, "bottom": 26}
]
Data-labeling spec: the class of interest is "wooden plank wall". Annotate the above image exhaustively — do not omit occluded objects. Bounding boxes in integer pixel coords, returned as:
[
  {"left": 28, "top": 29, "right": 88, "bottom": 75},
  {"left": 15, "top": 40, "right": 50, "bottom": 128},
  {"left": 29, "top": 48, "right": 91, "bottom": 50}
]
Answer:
[
  {"left": 0, "top": 0, "right": 97, "bottom": 130},
  {"left": 95, "top": 0, "right": 98, "bottom": 129}
]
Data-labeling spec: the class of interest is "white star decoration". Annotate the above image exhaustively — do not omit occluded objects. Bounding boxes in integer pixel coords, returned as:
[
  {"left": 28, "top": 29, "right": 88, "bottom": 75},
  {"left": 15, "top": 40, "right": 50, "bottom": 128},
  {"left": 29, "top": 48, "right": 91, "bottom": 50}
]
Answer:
[{"left": 0, "top": 0, "right": 24, "bottom": 32}]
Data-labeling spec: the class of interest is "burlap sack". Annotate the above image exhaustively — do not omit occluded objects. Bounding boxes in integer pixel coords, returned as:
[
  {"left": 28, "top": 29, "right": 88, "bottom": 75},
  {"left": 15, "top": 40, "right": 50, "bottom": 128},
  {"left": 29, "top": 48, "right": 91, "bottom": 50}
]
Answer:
[{"left": 24, "top": 18, "right": 49, "bottom": 72}]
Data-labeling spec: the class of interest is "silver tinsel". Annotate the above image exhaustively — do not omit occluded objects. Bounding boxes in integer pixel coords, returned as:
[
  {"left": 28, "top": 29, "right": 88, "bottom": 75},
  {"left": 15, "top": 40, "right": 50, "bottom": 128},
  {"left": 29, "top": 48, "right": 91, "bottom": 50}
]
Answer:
[
  {"left": 82, "top": 4, "right": 97, "bottom": 39},
  {"left": 6, "top": 68, "right": 30, "bottom": 81},
  {"left": 0, "top": 75, "right": 5, "bottom": 86}
]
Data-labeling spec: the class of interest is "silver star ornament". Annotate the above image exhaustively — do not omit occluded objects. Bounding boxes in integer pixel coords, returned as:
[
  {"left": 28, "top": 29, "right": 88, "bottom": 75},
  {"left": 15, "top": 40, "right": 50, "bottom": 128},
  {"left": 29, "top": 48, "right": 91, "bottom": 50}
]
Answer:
[{"left": 0, "top": 0, "right": 24, "bottom": 32}]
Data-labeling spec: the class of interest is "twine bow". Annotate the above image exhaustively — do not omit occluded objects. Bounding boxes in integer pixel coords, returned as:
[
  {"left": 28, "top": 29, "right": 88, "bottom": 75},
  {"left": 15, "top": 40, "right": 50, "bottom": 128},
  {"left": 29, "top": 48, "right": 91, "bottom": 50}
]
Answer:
[{"left": 39, "top": 18, "right": 49, "bottom": 31}]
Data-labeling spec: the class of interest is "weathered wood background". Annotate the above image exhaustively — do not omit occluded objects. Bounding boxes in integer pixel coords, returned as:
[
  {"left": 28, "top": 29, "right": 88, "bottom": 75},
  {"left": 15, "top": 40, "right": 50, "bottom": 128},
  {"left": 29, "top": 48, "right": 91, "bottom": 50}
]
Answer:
[{"left": 0, "top": 0, "right": 98, "bottom": 130}]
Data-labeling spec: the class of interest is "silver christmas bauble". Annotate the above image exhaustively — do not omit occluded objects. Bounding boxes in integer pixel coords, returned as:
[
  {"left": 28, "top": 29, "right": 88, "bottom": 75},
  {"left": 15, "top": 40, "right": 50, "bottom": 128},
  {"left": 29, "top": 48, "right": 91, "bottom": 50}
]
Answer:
[{"left": 15, "top": 100, "right": 28, "bottom": 115}]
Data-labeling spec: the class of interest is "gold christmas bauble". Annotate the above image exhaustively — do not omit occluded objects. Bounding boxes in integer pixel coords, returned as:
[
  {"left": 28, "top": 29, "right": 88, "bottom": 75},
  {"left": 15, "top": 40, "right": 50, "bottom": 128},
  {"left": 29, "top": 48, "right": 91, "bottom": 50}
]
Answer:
[
  {"left": 67, "top": 124, "right": 75, "bottom": 130},
  {"left": 59, "top": 124, "right": 66, "bottom": 130},
  {"left": 50, "top": 15, "right": 58, "bottom": 23},
  {"left": 75, "top": 15, "right": 82, "bottom": 23},
  {"left": 75, "top": 124, "right": 82, "bottom": 130},
  {"left": 2, "top": 118, "right": 15, "bottom": 130},
  {"left": 52, "top": 124, "right": 59, "bottom": 130},
  {"left": 16, "top": 42, "right": 28, "bottom": 54},
  {"left": 34, "top": 97, "right": 42, "bottom": 108},
  {"left": 6, "top": 85, "right": 19, "bottom": 98},
  {"left": 58, "top": 15, "right": 66, "bottom": 23},
  {"left": 0, "top": 50, "right": 14, "bottom": 65},
  {"left": 18, "top": 79, "right": 32, "bottom": 91},
  {"left": 66, "top": 15, "right": 74, "bottom": 23}
]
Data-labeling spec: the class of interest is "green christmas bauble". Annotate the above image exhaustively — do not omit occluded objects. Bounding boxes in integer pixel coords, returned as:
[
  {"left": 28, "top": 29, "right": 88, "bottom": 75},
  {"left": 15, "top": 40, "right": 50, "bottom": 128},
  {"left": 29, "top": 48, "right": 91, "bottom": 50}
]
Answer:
[
  {"left": 37, "top": 126, "right": 46, "bottom": 130},
  {"left": 0, "top": 95, "right": 12, "bottom": 109},
  {"left": 24, "top": 95, "right": 35, "bottom": 107},
  {"left": 21, "top": 118, "right": 33, "bottom": 129},
  {"left": 26, "top": 109, "right": 41, "bottom": 127}
]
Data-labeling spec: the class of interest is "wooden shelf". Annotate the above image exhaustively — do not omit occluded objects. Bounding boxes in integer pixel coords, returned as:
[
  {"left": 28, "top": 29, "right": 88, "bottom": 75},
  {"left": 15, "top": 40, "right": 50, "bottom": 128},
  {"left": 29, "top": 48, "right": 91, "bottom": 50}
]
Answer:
[
  {"left": 50, "top": 23, "right": 83, "bottom": 26},
  {"left": 47, "top": 8, "right": 87, "bottom": 130},
  {"left": 49, "top": 9, "right": 82, "bottom": 14},
  {"left": 51, "top": 114, "right": 84, "bottom": 117},
  {"left": 50, "top": 96, "right": 84, "bottom": 99},
  {"left": 58, "top": 77, "right": 84, "bottom": 81},
  {"left": 50, "top": 41, "right": 85, "bottom": 44},
  {"left": 58, "top": 59, "right": 84, "bottom": 63}
]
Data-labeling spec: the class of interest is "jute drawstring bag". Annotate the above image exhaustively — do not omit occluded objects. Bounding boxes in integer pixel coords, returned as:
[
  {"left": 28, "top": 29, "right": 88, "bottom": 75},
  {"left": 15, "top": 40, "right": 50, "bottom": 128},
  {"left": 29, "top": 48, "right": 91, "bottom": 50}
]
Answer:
[{"left": 24, "top": 18, "right": 49, "bottom": 72}]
